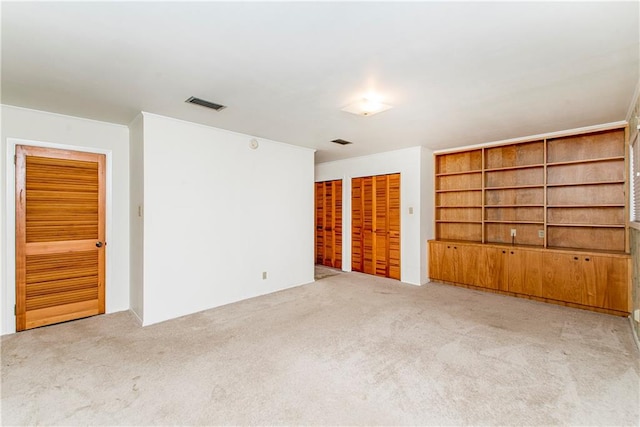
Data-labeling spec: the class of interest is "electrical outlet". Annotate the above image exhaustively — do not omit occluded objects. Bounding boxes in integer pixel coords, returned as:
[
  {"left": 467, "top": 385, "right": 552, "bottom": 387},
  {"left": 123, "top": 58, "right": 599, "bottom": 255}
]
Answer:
[
  {"left": 510, "top": 229, "right": 516, "bottom": 237},
  {"left": 538, "top": 230, "right": 544, "bottom": 238},
  {"left": 409, "top": 207, "right": 414, "bottom": 215},
  {"left": 262, "top": 271, "right": 267, "bottom": 280}
]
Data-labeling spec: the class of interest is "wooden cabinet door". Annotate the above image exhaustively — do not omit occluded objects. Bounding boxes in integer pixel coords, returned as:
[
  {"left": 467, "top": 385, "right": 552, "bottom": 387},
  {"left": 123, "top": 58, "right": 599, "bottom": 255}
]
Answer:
[
  {"left": 16, "top": 145, "right": 106, "bottom": 331},
  {"left": 543, "top": 253, "right": 583, "bottom": 304},
  {"left": 428, "top": 241, "right": 459, "bottom": 283},
  {"left": 428, "top": 241, "right": 446, "bottom": 281},
  {"left": 507, "top": 249, "right": 543, "bottom": 297},
  {"left": 586, "top": 256, "right": 628, "bottom": 311},
  {"left": 352, "top": 173, "right": 401, "bottom": 279},
  {"left": 314, "top": 180, "right": 342, "bottom": 268},
  {"left": 479, "top": 247, "right": 508, "bottom": 290},
  {"left": 458, "top": 244, "right": 482, "bottom": 286}
]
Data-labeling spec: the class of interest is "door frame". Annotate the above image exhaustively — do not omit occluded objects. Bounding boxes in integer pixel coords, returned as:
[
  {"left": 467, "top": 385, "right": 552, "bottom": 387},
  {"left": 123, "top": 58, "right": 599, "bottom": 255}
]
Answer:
[{"left": 4, "top": 138, "right": 113, "bottom": 333}]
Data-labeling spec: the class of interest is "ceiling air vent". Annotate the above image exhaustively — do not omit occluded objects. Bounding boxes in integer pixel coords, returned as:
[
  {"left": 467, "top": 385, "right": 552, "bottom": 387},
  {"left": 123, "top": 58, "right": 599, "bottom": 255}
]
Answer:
[
  {"left": 332, "top": 139, "right": 353, "bottom": 145},
  {"left": 185, "top": 96, "right": 227, "bottom": 111}
]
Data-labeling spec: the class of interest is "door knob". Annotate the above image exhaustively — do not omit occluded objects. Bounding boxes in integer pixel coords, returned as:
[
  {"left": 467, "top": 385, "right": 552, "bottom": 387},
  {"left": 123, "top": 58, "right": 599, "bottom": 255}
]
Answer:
[{"left": 96, "top": 241, "right": 103, "bottom": 248}]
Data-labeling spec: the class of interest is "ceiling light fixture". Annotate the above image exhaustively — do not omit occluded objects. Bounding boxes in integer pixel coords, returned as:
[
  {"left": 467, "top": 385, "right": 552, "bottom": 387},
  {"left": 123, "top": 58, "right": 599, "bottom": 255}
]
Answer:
[{"left": 341, "top": 96, "right": 393, "bottom": 117}]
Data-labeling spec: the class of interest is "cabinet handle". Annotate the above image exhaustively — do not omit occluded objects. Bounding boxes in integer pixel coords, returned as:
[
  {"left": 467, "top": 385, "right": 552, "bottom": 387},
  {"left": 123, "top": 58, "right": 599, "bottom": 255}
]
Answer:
[
  {"left": 454, "top": 246, "right": 457, "bottom": 250},
  {"left": 574, "top": 257, "right": 579, "bottom": 260},
  {"left": 502, "top": 250, "right": 506, "bottom": 254},
  {"left": 510, "top": 251, "right": 514, "bottom": 255},
  {"left": 585, "top": 258, "right": 590, "bottom": 261},
  {"left": 447, "top": 246, "right": 451, "bottom": 249}
]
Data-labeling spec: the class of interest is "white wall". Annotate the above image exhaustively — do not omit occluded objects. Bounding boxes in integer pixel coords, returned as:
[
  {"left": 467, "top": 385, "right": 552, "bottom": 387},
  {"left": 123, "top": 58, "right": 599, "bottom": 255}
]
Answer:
[
  {"left": 0, "top": 105, "right": 130, "bottom": 335},
  {"left": 420, "top": 147, "right": 435, "bottom": 282},
  {"left": 315, "top": 146, "right": 434, "bottom": 285},
  {"left": 139, "top": 113, "right": 315, "bottom": 326},
  {"left": 129, "top": 114, "right": 144, "bottom": 322}
]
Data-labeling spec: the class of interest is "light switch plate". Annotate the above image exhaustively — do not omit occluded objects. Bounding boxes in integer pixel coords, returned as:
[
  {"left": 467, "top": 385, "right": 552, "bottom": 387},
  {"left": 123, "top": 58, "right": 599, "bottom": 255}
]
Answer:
[{"left": 510, "top": 229, "right": 516, "bottom": 237}]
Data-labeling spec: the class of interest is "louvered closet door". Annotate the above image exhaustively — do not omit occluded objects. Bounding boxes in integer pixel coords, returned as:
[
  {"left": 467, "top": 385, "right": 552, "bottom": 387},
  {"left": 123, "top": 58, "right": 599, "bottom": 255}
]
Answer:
[
  {"left": 351, "top": 173, "right": 401, "bottom": 279},
  {"left": 16, "top": 145, "right": 106, "bottom": 331},
  {"left": 351, "top": 178, "right": 364, "bottom": 272},
  {"left": 387, "top": 174, "right": 401, "bottom": 280},
  {"left": 314, "top": 180, "right": 342, "bottom": 268},
  {"left": 315, "top": 182, "right": 324, "bottom": 264}
]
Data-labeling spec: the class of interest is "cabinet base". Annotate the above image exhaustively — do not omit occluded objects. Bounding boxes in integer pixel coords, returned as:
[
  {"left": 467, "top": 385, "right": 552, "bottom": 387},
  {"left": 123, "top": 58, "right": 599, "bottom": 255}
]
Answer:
[{"left": 431, "top": 279, "right": 629, "bottom": 317}]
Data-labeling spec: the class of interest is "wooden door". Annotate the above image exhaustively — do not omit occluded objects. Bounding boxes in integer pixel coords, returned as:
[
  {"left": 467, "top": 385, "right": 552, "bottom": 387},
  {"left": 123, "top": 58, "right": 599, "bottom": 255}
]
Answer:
[
  {"left": 314, "top": 180, "right": 342, "bottom": 268},
  {"left": 15, "top": 145, "right": 106, "bottom": 331},
  {"left": 314, "top": 182, "right": 324, "bottom": 264},
  {"left": 351, "top": 178, "right": 364, "bottom": 272},
  {"left": 386, "top": 174, "right": 401, "bottom": 280},
  {"left": 352, "top": 173, "right": 401, "bottom": 279}
]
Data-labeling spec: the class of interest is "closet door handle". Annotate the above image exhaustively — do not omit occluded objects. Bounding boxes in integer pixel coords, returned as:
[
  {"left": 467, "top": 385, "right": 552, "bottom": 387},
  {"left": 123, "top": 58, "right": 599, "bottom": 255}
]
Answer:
[{"left": 96, "top": 241, "right": 103, "bottom": 248}]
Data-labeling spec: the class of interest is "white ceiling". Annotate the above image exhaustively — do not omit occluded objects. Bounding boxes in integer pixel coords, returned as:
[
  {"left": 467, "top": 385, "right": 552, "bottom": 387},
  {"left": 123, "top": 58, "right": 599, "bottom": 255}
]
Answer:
[{"left": 2, "top": 2, "right": 638, "bottom": 163}]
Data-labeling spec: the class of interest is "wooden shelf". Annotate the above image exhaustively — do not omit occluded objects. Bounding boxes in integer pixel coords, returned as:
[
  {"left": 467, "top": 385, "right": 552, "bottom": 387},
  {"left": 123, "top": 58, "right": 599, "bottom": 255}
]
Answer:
[
  {"left": 435, "top": 170, "right": 482, "bottom": 177},
  {"left": 484, "top": 164, "right": 544, "bottom": 172},
  {"left": 484, "top": 220, "right": 544, "bottom": 224},
  {"left": 546, "top": 180, "right": 624, "bottom": 188},
  {"left": 547, "top": 204, "right": 624, "bottom": 208},
  {"left": 546, "top": 156, "right": 624, "bottom": 167},
  {"left": 485, "top": 204, "right": 544, "bottom": 208},
  {"left": 485, "top": 184, "right": 544, "bottom": 190},
  {"left": 435, "top": 188, "right": 482, "bottom": 193},
  {"left": 547, "top": 223, "right": 625, "bottom": 228},
  {"left": 434, "top": 125, "right": 627, "bottom": 252}
]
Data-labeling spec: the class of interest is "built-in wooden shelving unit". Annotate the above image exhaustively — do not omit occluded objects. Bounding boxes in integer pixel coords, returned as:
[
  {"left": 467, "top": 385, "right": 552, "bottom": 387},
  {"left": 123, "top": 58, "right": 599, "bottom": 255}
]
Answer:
[
  {"left": 431, "top": 124, "right": 631, "bottom": 316},
  {"left": 434, "top": 126, "right": 629, "bottom": 253}
]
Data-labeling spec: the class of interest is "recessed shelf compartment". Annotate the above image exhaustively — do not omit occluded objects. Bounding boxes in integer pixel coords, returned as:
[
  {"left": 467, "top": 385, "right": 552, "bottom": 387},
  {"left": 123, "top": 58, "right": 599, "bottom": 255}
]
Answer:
[
  {"left": 436, "top": 172, "right": 482, "bottom": 191},
  {"left": 485, "top": 222, "right": 544, "bottom": 246},
  {"left": 547, "top": 226, "right": 625, "bottom": 252},
  {"left": 436, "top": 149, "right": 482, "bottom": 174},
  {"left": 547, "top": 206, "right": 624, "bottom": 226},
  {"left": 547, "top": 183, "right": 624, "bottom": 206},
  {"left": 436, "top": 207, "right": 482, "bottom": 222},
  {"left": 485, "top": 140, "right": 544, "bottom": 169},
  {"left": 436, "top": 190, "right": 482, "bottom": 207},
  {"left": 546, "top": 129, "right": 625, "bottom": 163},
  {"left": 485, "top": 206, "right": 544, "bottom": 222},
  {"left": 485, "top": 187, "right": 544, "bottom": 206},
  {"left": 436, "top": 222, "right": 482, "bottom": 241},
  {"left": 485, "top": 167, "right": 543, "bottom": 188},
  {"left": 547, "top": 158, "right": 624, "bottom": 185}
]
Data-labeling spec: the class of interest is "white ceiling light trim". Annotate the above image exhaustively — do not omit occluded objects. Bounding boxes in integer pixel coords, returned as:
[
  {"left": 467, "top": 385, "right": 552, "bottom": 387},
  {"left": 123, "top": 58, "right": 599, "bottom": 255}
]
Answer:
[{"left": 341, "top": 96, "right": 393, "bottom": 117}]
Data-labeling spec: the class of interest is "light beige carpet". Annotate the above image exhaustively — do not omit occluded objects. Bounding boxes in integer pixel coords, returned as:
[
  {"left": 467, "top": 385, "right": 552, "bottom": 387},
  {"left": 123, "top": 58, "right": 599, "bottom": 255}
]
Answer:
[
  {"left": 314, "top": 264, "right": 342, "bottom": 280},
  {"left": 2, "top": 271, "right": 639, "bottom": 425}
]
